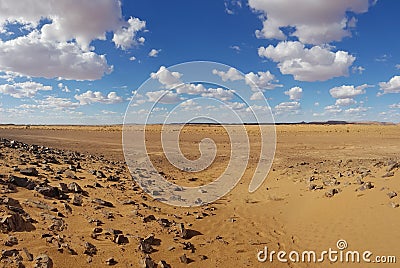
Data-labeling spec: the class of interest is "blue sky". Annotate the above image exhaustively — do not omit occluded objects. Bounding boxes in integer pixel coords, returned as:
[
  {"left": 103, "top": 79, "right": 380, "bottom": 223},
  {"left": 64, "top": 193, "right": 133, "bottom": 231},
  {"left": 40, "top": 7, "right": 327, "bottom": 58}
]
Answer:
[{"left": 0, "top": 0, "right": 399, "bottom": 124}]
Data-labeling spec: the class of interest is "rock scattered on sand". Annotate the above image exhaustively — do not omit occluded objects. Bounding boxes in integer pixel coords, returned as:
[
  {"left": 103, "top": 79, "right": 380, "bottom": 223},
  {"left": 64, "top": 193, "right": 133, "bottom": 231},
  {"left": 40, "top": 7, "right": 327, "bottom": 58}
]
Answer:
[
  {"left": 105, "top": 257, "right": 117, "bottom": 266},
  {"left": 140, "top": 255, "right": 156, "bottom": 268},
  {"left": 4, "top": 235, "right": 18, "bottom": 246},
  {"left": 34, "top": 254, "right": 53, "bottom": 268},
  {"left": 387, "top": 191, "right": 397, "bottom": 199},
  {"left": 83, "top": 242, "right": 97, "bottom": 256}
]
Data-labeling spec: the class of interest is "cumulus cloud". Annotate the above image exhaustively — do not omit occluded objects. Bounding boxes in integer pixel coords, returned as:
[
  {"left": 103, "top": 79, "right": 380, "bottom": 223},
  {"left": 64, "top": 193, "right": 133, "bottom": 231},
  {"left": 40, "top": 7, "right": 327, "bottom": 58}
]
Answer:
[
  {"left": 284, "top": 86, "right": 303, "bottom": 100},
  {"left": 212, "top": 68, "right": 281, "bottom": 90},
  {"left": 274, "top": 101, "right": 300, "bottom": 115},
  {"left": 201, "top": 87, "right": 235, "bottom": 101},
  {"left": 112, "top": 17, "right": 146, "bottom": 50},
  {"left": 258, "top": 41, "right": 355, "bottom": 81},
  {"left": 0, "top": 0, "right": 146, "bottom": 80},
  {"left": 0, "top": 81, "right": 52, "bottom": 98},
  {"left": 148, "top": 49, "right": 161, "bottom": 57},
  {"left": 212, "top": 67, "right": 243, "bottom": 81},
  {"left": 150, "top": 66, "right": 182, "bottom": 89},
  {"left": 324, "top": 105, "right": 342, "bottom": 114},
  {"left": 379, "top": 76, "right": 400, "bottom": 94},
  {"left": 389, "top": 103, "right": 400, "bottom": 109},
  {"left": 248, "top": 0, "right": 371, "bottom": 45},
  {"left": 244, "top": 70, "right": 281, "bottom": 90},
  {"left": 329, "top": 84, "right": 369, "bottom": 98},
  {"left": 335, "top": 98, "right": 357, "bottom": 106},
  {"left": 146, "top": 90, "right": 183, "bottom": 104},
  {"left": 250, "top": 91, "right": 265, "bottom": 100},
  {"left": 75, "top": 91, "right": 123, "bottom": 105}
]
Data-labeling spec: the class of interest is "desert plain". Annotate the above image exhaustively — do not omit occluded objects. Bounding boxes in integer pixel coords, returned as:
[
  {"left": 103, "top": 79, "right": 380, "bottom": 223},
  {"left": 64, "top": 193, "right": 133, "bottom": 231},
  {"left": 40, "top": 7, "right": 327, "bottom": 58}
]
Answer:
[{"left": 0, "top": 124, "right": 399, "bottom": 268}]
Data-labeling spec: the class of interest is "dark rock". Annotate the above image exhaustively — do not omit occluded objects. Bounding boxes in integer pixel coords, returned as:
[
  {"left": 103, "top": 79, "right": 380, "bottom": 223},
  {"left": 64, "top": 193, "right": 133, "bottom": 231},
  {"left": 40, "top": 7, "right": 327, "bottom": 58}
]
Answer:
[
  {"left": 387, "top": 191, "right": 397, "bottom": 199},
  {"left": 325, "top": 188, "right": 340, "bottom": 198},
  {"left": 68, "top": 182, "right": 83, "bottom": 193},
  {"left": 35, "top": 185, "right": 60, "bottom": 198},
  {"left": 4, "top": 235, "right": 18, "bottom": 246},
  {"left": 1, "top": 212, "right": 29, "bottom": 232},
  {"left": 34, "top": 254, "right": 53, "bottom": 268},
  {"left": 358, "top": 182, "right": 374, "bottom": 191},
  {"left": 387, "top": 161, "right": 399, "bottom": 172},
  {"left": 158, "top": 260, "right": 171, "bottom": 268},
  {"left": 115, "top": 234, "right": 129, "bottom": 244},
  {"left": 382, "top": 172, "right": 395, "bottom": 178},
  {"left": 72, "top": 194, "right": 83, "bottom": 206},
  {"left": 143, "top": 214, "right": 156, "bottom": 223},
  {"left": 180, "top": 254, "right": 190, "bottom": 264},
  {"left": 92, "top": 198, "right": 113, "bottom": 207},
  {"left": 22, "top": 247, "right": 33, "bottom": 261},
  {"left": 1, "top": 249, "right": 19, "bottom": 257},
  {"left": 141, "top": 255, "right": 156, "bottom": 268},
  {"left": 158, "top": 218, "right": 171, "bottom": 227},
  {"left": 83, "top": 242, "right": 97, "bottom": 256},
  {"left": 20, "top": 168, "right": 38, "bottom": 176},
  {"left": 105, "top": 257, "right": 117, "bottom": 266}
]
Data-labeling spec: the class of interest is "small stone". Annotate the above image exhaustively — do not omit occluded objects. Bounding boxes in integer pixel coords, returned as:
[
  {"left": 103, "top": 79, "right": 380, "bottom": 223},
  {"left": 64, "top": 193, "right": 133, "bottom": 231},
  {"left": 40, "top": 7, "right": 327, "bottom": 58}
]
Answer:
[
  {"left": 105, "top": 257, "right": 117, "bottom": 266},
  {"left": 387, "top": 191, "right": 397, "bottom": 199},
  {"left": 4, "top": 235, "right": 18, "bottom": 246},
  {"left": 179, "top": 223, "right": 189, "bottom": 239},
  {"left": 72, "top": 194, "right": 83, "bottom": 206},
  {"left": 382, "top": 172, "right": 395, "bottom": 178},
  {"left": 20, "top": 167, "right": 38, "bottom": 176},
  {"left": 22, "top": 247, "right": 33, "bottom": 261},
  {"left": 200, "top": 255, "right": 208, "bottom": 260},
  {"left": 158, "top": 260, "right": 171, "bottom": 268},
  {"left": 325, "top": 188, "right": 340, "bottom": 198},
  {"left": 180, "top": 254, "right": 190, "bottom": 264},
  {"left": 141, "top": 255, "right": 156, "bottom": 268},
  {"left": 357, "top": 181, "right": 374, "bottom": 191},
  {"left": 115, "top": 234, "right": 129, "bottom": 244},
  {"left": 143, "top": 214, "right": 156, "bottom": 223},
  {"left": 68, "top": 182, "right": 83, "bottom": 193},
  {"left": 83, "top": 242, "right": 97, "bottom": 256},
  {"left": 92, "top": 198, "right": 113, "bottom": 207},
  {"left": 389, "top": 202, "right": 400, "bottom": 208},
  {"left": 34, "top": 254, "right": 53, "bottom": 268}
]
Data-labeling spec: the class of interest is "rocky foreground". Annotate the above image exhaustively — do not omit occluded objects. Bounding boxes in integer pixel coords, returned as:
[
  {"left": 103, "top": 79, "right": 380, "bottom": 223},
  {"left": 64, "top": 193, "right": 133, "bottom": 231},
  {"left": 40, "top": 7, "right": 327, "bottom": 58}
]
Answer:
[{"left": 0, "top": 138, "right": 217, "bottom": 267}]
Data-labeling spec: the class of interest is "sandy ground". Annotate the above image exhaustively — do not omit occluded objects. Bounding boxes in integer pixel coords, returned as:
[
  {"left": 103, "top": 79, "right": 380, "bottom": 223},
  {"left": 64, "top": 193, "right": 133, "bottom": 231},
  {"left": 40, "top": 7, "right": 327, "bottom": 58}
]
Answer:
[{"left": 0, "top": 124, "right": 399, "bottom": 267}]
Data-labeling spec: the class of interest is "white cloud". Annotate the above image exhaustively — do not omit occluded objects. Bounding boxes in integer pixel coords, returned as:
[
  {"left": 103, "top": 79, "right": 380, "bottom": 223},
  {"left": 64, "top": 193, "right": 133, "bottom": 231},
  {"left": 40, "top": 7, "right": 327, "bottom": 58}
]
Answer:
[
  {"left": 274, "top": 101, "right": 300, "bottom": 114},
  {"left": 259, "top": 41, "right": 355, "bottom": 81},
  {"left": 212, "top": 67, "right": 243, "bottom": 81},
  {"left": 146, "top": 90, "right": 183, "bottom": 104},
  {"left": 314, "top": 102, "right": 320, "bottom": 106},
  {"left": 0, "top": 81, "right": 52, "bottom": 98},
  {"left": 395, "top": 64, "right": 400, "bottom": 70},
  {"left": 284, "top": 86, "right": 303, "bottom": 100},
  {"left": 324, "top": 105, "right": 342, "bottom": 114},
  {"left": 335, "top": 98, "right": 357, "bottom": 106},
  {"left": 379, "top": 76, "right": 400, "bottom": 94},
  {"left": 344, "top": 106, "right": 369, "bottom": 114},
  {"left": 352, "top": 66, "right": 365, "bottom": 74},
  {"left": 329, "top": 84, "right": 369, "bottom": 99},
  {"left": 148, "top": 49, "right": 161, "bottom": 57},
  {"left": 244, "top": 70, "right": 281, "bottom": 90},
  {"left": 0, "top": 32, "right": 113, "bottom": 81},
  {"left": 37, "top": 96, "right": 80, "bottom": 110},
  {"left": 250, "top": 91, "right": 265, "bottom": 100},
  {"left": 201, "top": 88, "right": 235, "bottom": 101},
  {"left": 212, "top": 68, "right": 281, "bottom": 90},
  {"left": 75, "top": 90, "right": 123, "bottom": 105},
  {"left": 129, "top": 56, "right": 136, "bottom": 61},
  {"left": 150, "top": 66, "right": 182, "bottom": 89},
  {"left": 230, "top": 45, "right": 241, "bottom": 52},
  {"left": 249, "top": 0, "right": 371, "bottom": 45},
  {"left": 0, "top": 0, "right": 146, "bottom": 80},
  {"left": 389, "top": 103, "right": 400, "bottom": 109},
  {"left": 112, "top": 17, "right": 146, "bottom": 50}
]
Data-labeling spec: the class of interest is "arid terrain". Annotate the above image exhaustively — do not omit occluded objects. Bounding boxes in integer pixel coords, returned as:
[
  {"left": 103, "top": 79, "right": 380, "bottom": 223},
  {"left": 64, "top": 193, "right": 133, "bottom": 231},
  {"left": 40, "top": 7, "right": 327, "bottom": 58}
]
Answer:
[{"left": 0, "top": 124, "right": 399, "bottom": 267}]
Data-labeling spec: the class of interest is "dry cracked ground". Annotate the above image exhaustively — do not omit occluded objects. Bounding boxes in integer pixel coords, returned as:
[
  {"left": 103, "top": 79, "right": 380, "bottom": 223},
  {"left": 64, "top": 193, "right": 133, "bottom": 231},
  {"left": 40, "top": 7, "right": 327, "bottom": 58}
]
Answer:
[{"left": 0, "top": 124, "right": 399, "bottom": 268}]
